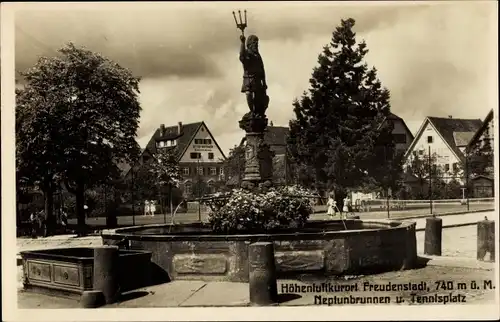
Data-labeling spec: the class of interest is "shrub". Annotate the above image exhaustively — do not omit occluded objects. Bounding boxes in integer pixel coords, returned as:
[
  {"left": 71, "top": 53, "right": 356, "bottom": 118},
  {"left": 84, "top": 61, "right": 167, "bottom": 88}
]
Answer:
[{"left": 206, "top": 185, "right": 314, "bottom": 233}]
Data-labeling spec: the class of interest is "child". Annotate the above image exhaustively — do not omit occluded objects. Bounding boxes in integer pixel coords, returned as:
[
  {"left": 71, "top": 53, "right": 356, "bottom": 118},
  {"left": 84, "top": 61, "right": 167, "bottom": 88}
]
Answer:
[{"left": 327, "top": 194, "right": 336, "bottom": 218}]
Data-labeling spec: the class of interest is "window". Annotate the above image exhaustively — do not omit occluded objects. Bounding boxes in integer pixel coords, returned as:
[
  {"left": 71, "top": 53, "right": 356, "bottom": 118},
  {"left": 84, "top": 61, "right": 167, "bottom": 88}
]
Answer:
[
  {"left": 171, "top": 140, "right": 177, "bottom": 146},
  {"left": 183, "top": 167, "right": 190, "bottom": 175},
  {"left": 220, "top": 167, "right": 224, "bottom": 176},
  {"left": 194, "top": 139, "right": 202, "bottom": 144},
  {"left": 452, "top": 163, "right": 459, "bottom": 172},
  {"left": 418, "top": 150, "right": 424, "bottom": 156},
  {"left": 427, "top": 136, "right": 433, "bottom": 143},
  {"left": 158, "top": 141, "right": 165, "bottom": 148},
  {"left": 444, "top": 164, "right": 450, "bottom": 172},
  {"left": 190, "top": 152, "right": 201, "bottom": 159},
  {"left": 204, "top": 139, "right": 212, "bottom": 145},
  {"left": 208, "top": 152, "right": 214, "bottom": 160},
  {"left": 210, "top": 167, "right": 217, "bottom": 175},
  {"left": 166, "top": 140, "right": 171, "bottom": 147},
  {"left": 393, "top": 134, "right": 406, "bottom": 144},
  {"left": 197, "top": 167, "right": 204, "bottom": 175}
]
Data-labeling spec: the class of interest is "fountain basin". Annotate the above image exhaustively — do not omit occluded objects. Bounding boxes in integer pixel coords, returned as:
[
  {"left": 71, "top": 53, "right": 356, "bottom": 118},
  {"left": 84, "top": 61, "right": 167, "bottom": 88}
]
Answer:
[
  {"left": 101, "top": 219, "right": 417, "bottom": 283},
  {"left": 20, "top": 248, "right": 152, "bottom": 299}
]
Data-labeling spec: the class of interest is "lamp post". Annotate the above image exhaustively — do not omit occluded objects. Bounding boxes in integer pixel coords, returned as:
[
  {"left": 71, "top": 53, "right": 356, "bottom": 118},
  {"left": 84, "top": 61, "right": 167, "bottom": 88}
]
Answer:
[
  {"left": 428, "top": 146, "right": 433, "bottom": 215},
  {"left": 197, "top": 155, "right": 203, "bottom": 222},
  {"left": 465, "top": 149, "right": 470, "bottom": 211},
  {"left": 131, "top": 168, "right": 135, "bottom": 226}
]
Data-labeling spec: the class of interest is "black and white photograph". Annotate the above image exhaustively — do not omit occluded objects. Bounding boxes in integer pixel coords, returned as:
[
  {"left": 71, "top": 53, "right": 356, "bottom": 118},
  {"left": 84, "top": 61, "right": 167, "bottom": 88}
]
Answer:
[{"left": 1, "top": 1, "right": 498, "bottom": 321}]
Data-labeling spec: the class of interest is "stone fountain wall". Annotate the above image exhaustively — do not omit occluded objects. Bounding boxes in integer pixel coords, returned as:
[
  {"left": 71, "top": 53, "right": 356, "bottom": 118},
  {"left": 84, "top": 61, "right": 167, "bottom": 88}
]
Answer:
[{"left": 101, "top": 220, "right": 417, "bottom": 283}]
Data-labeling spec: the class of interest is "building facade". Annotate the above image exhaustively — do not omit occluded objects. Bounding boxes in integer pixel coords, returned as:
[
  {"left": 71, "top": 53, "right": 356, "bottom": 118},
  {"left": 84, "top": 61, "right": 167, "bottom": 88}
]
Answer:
[
  {"left": 385, "top": 113, "right": 415, "bottom": 153},
  {"left": 404, "top": 116, "right": 483, "bottom": 183},
  {"left": 139, "top": 121, "right": 226, "bottom": 197}
]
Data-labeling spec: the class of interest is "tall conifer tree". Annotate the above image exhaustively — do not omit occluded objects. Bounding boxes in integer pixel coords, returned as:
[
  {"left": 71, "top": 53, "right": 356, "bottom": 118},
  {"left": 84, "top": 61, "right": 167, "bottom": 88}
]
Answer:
[{"left": 288, "top": 18, "right": 399, "bottom": 207}]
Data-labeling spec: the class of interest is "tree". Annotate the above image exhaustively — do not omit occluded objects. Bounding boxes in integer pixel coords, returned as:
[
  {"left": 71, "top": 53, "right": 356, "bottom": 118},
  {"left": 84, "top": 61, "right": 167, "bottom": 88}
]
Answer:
[
  {"left": 288, "top": 18, "right": 395, "bottom": 209},
  {"left": 467, "top": 127, "right": 494, "bottom": 178},
  {"left": 150, "top": 148, "right": 182, "bottom": 215},
  {"left": 16, "top": 43, "right": 141, "bottom": 235},
  {"left": 405, "top": 152, "right": 445, "bottom": 199},
  {"left": 222, "top": 145, "right": 245, "bottom": 187}
]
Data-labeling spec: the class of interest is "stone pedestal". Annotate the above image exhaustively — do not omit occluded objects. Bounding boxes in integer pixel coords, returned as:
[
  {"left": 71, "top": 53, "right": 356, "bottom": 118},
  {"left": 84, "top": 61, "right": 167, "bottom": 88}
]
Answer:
[
  {"left": 239, "top": 112, "right": 274, "bottom": 189},
  {"left": 477, "top": 218, "right": 495, "bottom": 262},
  {"left": 248, "top": 242, "right": 278, "bottom": 306},
  {"left": 93, "top": 246, "right": 120, "bottom": 304},
  {"left": 424, "top": 216, "right": 442, "bottom": 256}
]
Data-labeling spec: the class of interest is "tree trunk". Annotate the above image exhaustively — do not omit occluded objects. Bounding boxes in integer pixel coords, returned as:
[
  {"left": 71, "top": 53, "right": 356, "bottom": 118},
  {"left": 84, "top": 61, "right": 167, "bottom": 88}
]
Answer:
[
  {"left": 75, "top": 184, "right": 86, "bottom": 236},
  {"left": 43, "top": 190, "right": 54, "bottom": 237},
  {"left": 41, "top": 179, "right": 56, "bottom": 237},
  {"left": 334, "top": 189, "right": 347, "bottom": 214},
  {"left": 106, "top": 187, "right": 118, "bottom": 229}
]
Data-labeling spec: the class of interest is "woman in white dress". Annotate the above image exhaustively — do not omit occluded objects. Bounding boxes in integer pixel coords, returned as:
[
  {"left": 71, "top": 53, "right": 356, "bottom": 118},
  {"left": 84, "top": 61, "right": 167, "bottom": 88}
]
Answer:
[
  {"left": 144, "top": 200, "right": 150, "bottom": 216},
  {"left": 326, "top": 194, "right": 336, "bottom": 218},
  {"left": 342, "top": 196, "right": 350, "bottom": 218},
  {"left": 150, "top": 200, "right": 156, "bottom": 217}
]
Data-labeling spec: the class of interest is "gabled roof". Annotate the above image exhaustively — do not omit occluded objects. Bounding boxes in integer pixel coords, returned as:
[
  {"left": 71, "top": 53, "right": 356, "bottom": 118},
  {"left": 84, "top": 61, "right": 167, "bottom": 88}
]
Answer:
[
  {"left": 143, "top": 121, "right": 226, "bottom": 161},
  {"left": 240, "top": 126, "right": 290, "bottom": 155},
  {"left": 144, "top": 122, "right": 203, "bottom": 159},
  {"left": 453, "top": 131, "right": 476, "bottom": 147},
  {"left": 405, "top": 116, "right": 482, "bottom": 162},
  {"left": 467, "top": 109, "right": 494, "bottom": 150},
  {"left": 428, "top": 116, "right": 482, "bottom": 159},
  {"left": 380, "top": 112, "right": 415, "bottom": 142},
  {"left": 470, "top": 174, "right": 494, "bottom": 181}
]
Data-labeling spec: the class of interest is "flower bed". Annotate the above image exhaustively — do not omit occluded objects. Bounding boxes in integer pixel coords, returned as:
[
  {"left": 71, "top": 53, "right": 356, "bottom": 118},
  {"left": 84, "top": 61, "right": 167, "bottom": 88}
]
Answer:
[{"left": 204, "top": 185, "right": 315, "bottom": 233}]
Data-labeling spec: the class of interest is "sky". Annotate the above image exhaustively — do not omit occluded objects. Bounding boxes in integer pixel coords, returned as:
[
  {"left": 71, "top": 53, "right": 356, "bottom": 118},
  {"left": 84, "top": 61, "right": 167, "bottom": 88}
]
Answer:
[{"left": 13, "top": 1, "right": 498, "bottom": 155}]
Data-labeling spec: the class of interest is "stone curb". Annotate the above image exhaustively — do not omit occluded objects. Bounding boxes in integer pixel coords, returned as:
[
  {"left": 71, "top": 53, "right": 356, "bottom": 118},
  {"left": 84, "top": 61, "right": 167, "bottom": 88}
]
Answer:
[
  {"left": 395, "top": 208, "right": 495, "bottom": 221},
  {"left": 415, "top": 221, "right": 482, "bottom": 232},
  {"left": 420, "top": 255, "right": 495, "bottom": 271}
]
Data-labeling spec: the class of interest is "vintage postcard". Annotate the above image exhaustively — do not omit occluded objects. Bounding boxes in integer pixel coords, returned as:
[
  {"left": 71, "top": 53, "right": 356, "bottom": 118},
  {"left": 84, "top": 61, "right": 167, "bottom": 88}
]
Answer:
[{"left": 2, "top": 1, "right": 499, "bottom": 321}]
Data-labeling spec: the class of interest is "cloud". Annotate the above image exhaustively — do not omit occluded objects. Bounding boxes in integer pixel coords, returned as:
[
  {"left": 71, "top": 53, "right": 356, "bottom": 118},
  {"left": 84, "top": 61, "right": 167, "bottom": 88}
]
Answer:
[{"left": 13, "top": 2, "right": 497, "bottom": 154}]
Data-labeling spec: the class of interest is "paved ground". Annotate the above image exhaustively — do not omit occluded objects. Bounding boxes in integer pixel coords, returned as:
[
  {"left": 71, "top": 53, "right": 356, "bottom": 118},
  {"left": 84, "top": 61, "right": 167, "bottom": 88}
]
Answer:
[
  {"left": 16, "top": 210, "right": 497, "bottom": 308},
  {"left": 61, "top": 202, "right": 493, "bottom": 229}
]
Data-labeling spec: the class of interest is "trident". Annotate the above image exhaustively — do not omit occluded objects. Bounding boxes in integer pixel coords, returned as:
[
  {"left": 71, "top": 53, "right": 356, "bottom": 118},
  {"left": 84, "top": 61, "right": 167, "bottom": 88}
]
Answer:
[{"left": 232, "top": 10, "right": 247, "bottom": 36}]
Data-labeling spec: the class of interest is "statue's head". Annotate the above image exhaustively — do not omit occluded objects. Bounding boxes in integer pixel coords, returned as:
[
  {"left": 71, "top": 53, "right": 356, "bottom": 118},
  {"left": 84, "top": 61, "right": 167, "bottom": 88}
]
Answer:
[{"left": 246, "top": 34, "right": 259, "bottom": 53}]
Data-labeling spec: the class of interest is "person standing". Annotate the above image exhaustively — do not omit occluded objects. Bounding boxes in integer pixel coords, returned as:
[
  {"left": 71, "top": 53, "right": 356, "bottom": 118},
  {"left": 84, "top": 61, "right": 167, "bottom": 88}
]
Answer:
[
  {"left": 144, "top": 200, "right": 150, "bottom": 216},
  {"left": 60, "top": 208, "right": 68, "bottom": 234},
  {"left": 327, "top": 194, "right": 336, "bottom": 218},
  {"left": 30, "top": 211, "right": 38, "bottom": 238},
  {"left": 150, "top": 200, "right": 156, "bottom": 217},
  {"left": 342, "top": 196, "right": 351, "bottom": 219}
]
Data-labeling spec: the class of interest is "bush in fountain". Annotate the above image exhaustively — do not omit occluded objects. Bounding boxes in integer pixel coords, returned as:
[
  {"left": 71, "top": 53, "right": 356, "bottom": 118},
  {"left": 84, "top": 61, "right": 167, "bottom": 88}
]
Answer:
[{"left": 206, "top": 185, "right": 314, "bottom": 233}]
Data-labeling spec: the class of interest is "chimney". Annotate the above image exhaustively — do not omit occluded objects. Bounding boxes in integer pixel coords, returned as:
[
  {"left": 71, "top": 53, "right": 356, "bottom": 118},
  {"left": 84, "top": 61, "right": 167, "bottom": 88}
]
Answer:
[
  {"left": 178, "top": 122, "right": 183, "bottom": 135},
  {"left": 160, "top": 124, "right": 165, "bottom": 137},
  {"left": 448, "top": 115, "right": 453, "bottom": 119}
]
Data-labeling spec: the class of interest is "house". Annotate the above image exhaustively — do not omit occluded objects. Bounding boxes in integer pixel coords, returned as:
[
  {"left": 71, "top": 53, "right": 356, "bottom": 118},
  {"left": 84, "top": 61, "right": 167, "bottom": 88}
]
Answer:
[
  {"left": 467, "top": 109, "right": 494, "bottom": 153},
  {"left": 129, "top": 121, "right": 226, "bottom": 197},
  {"left": 384, "top": 112, "right": 415, "bottom": 153},
  {"left": 239, "top": 123, "right": 290, "bottom": 184},
  {"left": 404, "top": 116, "right": 483, "bottom": 183},
  {"left": 466, "top": 109, "right": 495, "bottom": 197}
]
